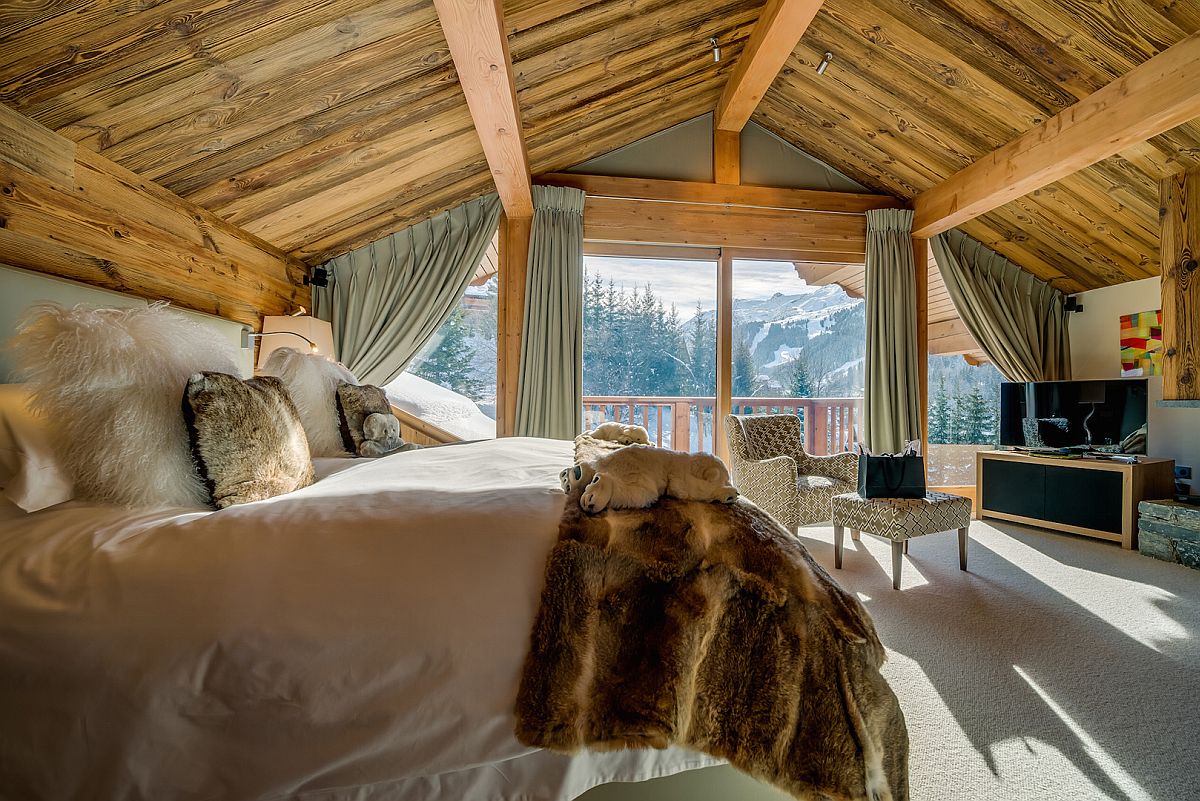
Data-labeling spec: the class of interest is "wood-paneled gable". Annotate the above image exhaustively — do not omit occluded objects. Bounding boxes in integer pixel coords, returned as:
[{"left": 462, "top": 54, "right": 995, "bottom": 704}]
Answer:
[
  {"left": 1, "top": 0, "right": 762, "bottom": 264},
  {"left": 755, "top": 0, "right": 1200, "bottom": 293}
]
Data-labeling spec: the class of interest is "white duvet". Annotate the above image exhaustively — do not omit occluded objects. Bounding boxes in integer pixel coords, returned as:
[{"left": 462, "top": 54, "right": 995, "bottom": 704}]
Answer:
[{"left": 0, "top": 438, "right": 716, "bottom": 801}]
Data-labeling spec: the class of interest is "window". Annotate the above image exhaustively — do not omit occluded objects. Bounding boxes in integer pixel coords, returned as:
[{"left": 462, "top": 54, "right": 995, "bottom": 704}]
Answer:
[
  {"left": 581, "top": 255, "right": 718, "bottom": 451},
  {"left": 397, "top": 276, "right": 498, "bottom": 439},
  {"left": 926, "top": 355, "right": 1002, "bottom": 486},
  {"left": 728, "top": 259, "right": 864, "bottom": 455}
]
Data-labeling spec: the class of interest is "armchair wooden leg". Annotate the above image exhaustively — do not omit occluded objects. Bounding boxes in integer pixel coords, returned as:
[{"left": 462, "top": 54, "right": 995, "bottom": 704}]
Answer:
[
  {"left": 850, "top": 529, "right": 860, "bottom": 542},
  {"left": 891, "top": 540, "right": 903, "bottom": 590},
  {"left": 903, "top": 539, "right": 909, "bottom": 555},
  {"left": 958, "top": 526, "right": 968, "bottom": 571},
  {"left": 834, "top": 525, "right": 844, "bottom": 569}
]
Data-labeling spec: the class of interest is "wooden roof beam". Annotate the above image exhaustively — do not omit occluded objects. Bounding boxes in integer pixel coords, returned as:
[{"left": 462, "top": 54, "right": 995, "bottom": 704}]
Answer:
[
  {"left": 538, "top": 172, "right": 900, "bottom": 213},
  {"left": 714, "top": 0, "right": 825, "bottom": 132},
  {"left": 912, "top": 31, "right": 1200, "bottom": 238},
  {"left": 434, "top": 0, "right": 533, "bottom": 218}
]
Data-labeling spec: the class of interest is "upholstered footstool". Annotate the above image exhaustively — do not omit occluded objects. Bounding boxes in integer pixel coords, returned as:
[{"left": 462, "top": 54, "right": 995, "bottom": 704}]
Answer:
[{"left": 831, "top": 491, "right": 972, "bottom": 590}]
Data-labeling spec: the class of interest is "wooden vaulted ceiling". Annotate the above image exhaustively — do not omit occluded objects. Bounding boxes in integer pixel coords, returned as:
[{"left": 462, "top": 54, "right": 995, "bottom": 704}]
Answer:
[
  {"left": 2, "top": 0, "right": 1198, "bottom": 290},
  {"left": 755, "top": 0, "right": 1200, "bottom": 294},
  {"left": 0, "top": 0, "right": 762, "bottom": 264}
]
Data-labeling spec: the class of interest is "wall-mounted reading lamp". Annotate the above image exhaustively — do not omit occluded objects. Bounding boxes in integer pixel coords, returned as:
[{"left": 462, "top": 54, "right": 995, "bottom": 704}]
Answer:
[
  {"left": 710, "top": 37, "right": 721, "bottom": 63},
  {"left": 816, "top": 52, "right": 833, "bottom": 75},
  {"left": 242, "top": 315, "right": 336, "bottom": 370}
]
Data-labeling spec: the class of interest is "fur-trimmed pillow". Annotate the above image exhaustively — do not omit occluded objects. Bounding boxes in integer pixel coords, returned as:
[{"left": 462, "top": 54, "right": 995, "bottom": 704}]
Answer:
[
  {"left": 182, "top": 372, "right": 313, "bottom": 509},
  {"left": 9, "top": 303, "right": 239, "bottom": 507},
  {"left": 259, "top": 347, "right": 358, "bottom": 457},
  {"left": 335, "top": 382, "right": 392, "bottom": 454}
]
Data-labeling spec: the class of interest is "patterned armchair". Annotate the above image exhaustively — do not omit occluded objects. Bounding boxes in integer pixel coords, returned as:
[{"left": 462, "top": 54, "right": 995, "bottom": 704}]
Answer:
[{"left": 724, "top": 413, "right": 858, "bottom": 530}]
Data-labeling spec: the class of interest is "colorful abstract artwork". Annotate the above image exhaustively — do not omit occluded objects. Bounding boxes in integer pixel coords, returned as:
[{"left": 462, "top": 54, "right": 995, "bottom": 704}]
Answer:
[{"left": 1120, "top": 309, "right": 1163, "bottom": 376}]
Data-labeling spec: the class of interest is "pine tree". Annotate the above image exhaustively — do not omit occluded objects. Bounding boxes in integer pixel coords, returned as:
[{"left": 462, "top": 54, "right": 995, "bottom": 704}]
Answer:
[
  {"left": 732, "top": 330, "right": 758, "bottom": 397},
  {"left": 412, "top": 306, "right": 483, "bottom": 398},
  {"left": 688, "top": 302, "right": 716, "bottom": 396},
  {"left": 928, "top": 376, "right": 953, "bottom": 444},
  {"left": 789, "top": 357, "right": 813, "bottom": 398},
  {"left": 958, "top": 384, "right": 992, "bottom": 445}
]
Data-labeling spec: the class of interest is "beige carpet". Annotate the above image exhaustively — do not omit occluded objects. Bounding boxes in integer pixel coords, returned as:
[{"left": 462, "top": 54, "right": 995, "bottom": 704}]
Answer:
[{"left": 581, "top": 519, "right": 1200, "bottom": 801}]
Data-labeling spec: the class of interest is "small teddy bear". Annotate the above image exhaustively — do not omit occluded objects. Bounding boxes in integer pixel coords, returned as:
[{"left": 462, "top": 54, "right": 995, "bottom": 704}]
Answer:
[
  {"left": 358, "top": 412, "right": 421, "bottom": 457},
  {"left": 588, "top": 421, "right": 650, "bottom": 446}
]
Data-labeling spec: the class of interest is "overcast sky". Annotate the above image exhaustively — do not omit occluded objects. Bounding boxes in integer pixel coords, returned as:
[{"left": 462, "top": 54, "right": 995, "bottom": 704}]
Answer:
[{"left": 583, "top": 257, "right": 817, "bottom": 312}]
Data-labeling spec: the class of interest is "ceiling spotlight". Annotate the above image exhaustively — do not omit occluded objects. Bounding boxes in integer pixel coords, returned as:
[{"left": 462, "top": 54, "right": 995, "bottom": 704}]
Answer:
[
  {"left": 816, "top": 51, "right": 833, "bottom": 75},
  {"left": 710, "top": 37, "right": 721, "bottom": 63}
]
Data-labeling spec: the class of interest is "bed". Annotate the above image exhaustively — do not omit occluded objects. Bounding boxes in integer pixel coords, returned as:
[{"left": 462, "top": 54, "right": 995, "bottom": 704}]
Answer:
[{"left": 0, "top": 437, "right": 719, "bottom": 800}]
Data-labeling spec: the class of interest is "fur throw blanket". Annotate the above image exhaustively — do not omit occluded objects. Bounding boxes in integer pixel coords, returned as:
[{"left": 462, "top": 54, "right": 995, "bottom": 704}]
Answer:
[{"left": 515, "top": 487, "right": 909, "bottom": 801}]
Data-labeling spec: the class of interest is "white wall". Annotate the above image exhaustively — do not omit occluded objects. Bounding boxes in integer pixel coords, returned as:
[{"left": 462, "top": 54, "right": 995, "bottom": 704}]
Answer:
[{"left": 1069, "top": 276, "right": 1199, "bottom": 482}]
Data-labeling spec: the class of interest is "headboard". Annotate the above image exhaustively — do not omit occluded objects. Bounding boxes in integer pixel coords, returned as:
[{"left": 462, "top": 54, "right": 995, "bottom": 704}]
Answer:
[{"left": 0, "top": 263, "right": 254, "bottom": 381}]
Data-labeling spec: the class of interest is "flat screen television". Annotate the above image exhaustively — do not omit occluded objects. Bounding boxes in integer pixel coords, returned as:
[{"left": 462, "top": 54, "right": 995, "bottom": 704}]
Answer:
[{"left": 998, "top": 378, "right": 1149, "bottom": 454}]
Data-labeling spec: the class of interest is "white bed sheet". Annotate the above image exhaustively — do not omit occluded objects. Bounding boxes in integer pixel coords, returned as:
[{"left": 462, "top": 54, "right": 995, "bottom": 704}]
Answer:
[{"left": 0, "top": 438, "right": 717, "bottom": 800}]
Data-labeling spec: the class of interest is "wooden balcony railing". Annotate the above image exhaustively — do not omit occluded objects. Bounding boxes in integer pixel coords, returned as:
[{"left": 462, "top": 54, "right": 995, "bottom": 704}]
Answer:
[{"left": 582, "top": 396, "right": 862, "bottom": 455}]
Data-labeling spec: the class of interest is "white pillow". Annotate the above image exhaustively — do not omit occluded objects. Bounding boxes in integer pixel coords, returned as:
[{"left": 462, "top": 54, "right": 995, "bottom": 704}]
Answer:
[
  {"left": 0, "top": 384, "right": 73, "bottom": 512},
  {"left": 260, "top": 347, "right": 358, "bottom": 457},
  {"left": 9, "top": 303, "right": 239, "bottom": 507}
]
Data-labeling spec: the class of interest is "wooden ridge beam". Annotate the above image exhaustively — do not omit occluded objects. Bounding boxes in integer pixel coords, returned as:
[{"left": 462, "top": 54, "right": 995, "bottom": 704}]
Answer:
[
  {"left": 434, "top": 0, "right": 532, "bottom": 219},
  {"left": 714, "top": 0, "right": 825, "bottom": 132},
  {"left": 912, "top": 31, "right": 1200, "bottom": 238},
  {"left": 538, "top": 172, "right": 900, "bottom": 214}
]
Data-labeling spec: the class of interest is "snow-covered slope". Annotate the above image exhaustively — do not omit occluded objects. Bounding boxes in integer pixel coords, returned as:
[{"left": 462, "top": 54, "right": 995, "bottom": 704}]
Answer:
[{"left": 385, "top": 372, "right": 496, "bottom": 441}]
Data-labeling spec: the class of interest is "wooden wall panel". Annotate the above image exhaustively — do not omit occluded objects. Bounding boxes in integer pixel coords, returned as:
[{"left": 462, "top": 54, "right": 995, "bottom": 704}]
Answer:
[
  {"left": 1160, "top": 168, "right": 1200, "bottom": 402},
  {"left": 0, "top": 108, "right": 307, "bottom": 328}
]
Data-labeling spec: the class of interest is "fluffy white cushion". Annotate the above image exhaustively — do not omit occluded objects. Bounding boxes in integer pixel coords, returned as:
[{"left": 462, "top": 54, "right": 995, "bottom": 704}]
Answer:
[
  {"left": 260, "top": 347, "right": 358, "bottom": 457},
  {"left": 0, "top": 384, "right": 74, "bottom": 512},
  {"left": 9, "top": 303, "right": 239, "bottom": 507}
]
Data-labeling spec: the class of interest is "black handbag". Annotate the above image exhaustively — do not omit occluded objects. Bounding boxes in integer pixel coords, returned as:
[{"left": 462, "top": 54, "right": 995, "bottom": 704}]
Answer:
[{"left": 857, "top": 453, "right": 926, "bottom": 499}]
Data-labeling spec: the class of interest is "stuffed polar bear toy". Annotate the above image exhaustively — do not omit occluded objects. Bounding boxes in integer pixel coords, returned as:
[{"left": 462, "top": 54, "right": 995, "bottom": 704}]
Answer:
[
  {"left": 588, "top": 421, "right": 650, "bottom": 446},
  {"left": 564, "top": 445, "right": 738, "bottom": 514},
  {"left": 358, "top": 412, "right": 421, "bottom": 457}
]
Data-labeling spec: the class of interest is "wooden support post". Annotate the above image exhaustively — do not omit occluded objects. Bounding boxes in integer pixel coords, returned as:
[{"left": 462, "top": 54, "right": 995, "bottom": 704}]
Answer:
[
  {"left": 713, "top": 128, "right": 740, "bottom": 185},
  {"left": 913, "top": 236, "right": 929, "bottom": 461},
  {"left": 496, "top": 213, "right": 531, "bottom": 436},
  {"left": 715, "top": 248, "right": 734, "bottom": 461},
  {"left": 1160, "top": 168, "right": 1200, "bottom": 402}
]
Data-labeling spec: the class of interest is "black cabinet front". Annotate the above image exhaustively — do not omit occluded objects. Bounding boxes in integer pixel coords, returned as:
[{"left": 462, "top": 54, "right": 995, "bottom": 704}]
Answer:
[
  {"left": 1043, "top": 466, "right": 1123, "bottom": 534},
  {"left": 982, "top": 459, "right": 1045, "bottom": 519}
]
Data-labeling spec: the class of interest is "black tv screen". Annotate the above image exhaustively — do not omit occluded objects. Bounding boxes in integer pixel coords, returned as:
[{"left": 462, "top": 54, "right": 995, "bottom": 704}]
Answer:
[{"left": 998, "top": 379, "right": 1149, "bottom": 454}]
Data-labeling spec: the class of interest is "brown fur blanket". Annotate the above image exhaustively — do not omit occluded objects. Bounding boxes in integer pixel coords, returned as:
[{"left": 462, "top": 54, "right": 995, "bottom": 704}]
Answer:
[{"left": 515, "top": 487, "right": 909, "bottom": 801}]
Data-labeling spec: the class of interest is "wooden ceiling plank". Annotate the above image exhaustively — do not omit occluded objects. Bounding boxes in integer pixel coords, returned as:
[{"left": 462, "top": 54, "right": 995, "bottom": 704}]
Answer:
[
  {"left": 184, "top": 84, "right": 465, "bottom": 216},
  {"left": 714, "top": 0, "right": 824, "bottom": 132},
  {"left": 162, "top": 71, "right": 461, "bottom": 201},
  {"left": 911, "top": 31, "right": 1200, "bottom": 237},
  {"left": 6, "top": 0, "right": 381, "bottom": 127},
  {"left": 60, "top": 0, "right": 439, "bottom": 167},
  {"left": 434, "top": 0, "right": 532, "bottom": 219},
  {"left": 518, "top": 8, "right": 757, "bottom": 130}
]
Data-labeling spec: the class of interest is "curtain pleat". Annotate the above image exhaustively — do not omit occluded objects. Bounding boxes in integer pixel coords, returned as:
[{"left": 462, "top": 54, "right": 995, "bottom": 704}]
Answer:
[
  {"left": 514, "top": 186, "right": 585, "bottom": 440},
  {"left": 312, "top": 194, "right": 501, "bottom": 386},
  {"left": 864, "top": 208, "right": 922, "bottom": 454},
  {"left": 931, "top": 229, "right": 1071, "bottom": 382}
]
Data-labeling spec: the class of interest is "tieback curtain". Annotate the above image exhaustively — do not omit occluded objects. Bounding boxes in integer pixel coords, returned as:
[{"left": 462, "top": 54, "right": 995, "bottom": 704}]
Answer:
[
  {"left": 313, "top": 194, "right": 501, "bottom": 386},
  {"left": 931, "top": 229, "right": 1071, "bottom": 382},
  {"left": 514, "top": 185, "right": 585, "bottom": 440},
  {"left": 863, "top": 208, "right": 922, "bottom": 455}
]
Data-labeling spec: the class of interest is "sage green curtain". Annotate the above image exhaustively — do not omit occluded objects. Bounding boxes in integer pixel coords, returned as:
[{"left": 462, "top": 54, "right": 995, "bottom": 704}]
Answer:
[
  {"left": 514, "top": 186, "right": 585, "bottom": 440},
  {"left": 864, "top": 208, "right": 922, "bottom": 454},
  {"left": 931, "top": 229, "right": 1071, "bottom": 382},
  {"left": 313, "top": 194, "right": 501, "bottom": 386}
]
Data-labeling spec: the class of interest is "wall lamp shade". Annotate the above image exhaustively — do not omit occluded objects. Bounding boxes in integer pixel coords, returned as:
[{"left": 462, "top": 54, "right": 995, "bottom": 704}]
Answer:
[{"left": 255, "top": 316, "right": 336, "bottom": 370}]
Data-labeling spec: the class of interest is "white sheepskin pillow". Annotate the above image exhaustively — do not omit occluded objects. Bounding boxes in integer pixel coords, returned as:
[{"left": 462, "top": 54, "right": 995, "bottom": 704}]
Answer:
[
  {"left": 9, "top": 303, "right": 239, "bottom": 507},
  {"left": 260, "top": 347, "right": 358, "bottom": 456}
]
